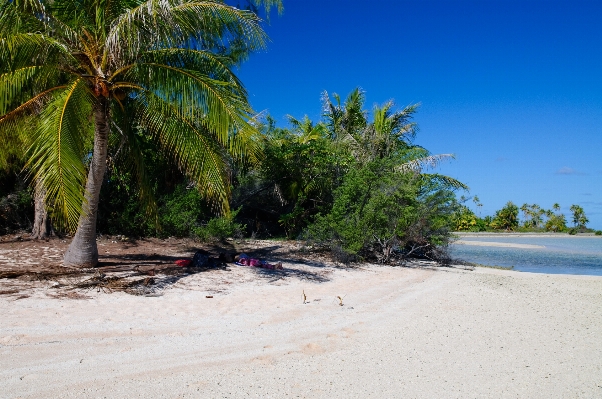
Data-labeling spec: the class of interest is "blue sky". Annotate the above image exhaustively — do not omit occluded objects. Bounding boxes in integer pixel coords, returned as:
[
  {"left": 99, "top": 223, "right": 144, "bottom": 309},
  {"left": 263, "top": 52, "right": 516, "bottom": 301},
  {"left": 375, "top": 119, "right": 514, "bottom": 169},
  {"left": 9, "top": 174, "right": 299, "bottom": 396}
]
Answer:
[{"left": 237, "top": 0, "right": 602, "bottom": 229}]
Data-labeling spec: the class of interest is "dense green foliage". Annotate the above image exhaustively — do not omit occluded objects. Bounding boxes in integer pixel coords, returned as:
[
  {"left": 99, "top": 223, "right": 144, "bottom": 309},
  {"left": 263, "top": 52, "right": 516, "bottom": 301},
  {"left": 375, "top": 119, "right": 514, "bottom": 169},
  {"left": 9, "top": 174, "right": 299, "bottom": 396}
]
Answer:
[
  {"left": 1, "top": 86, "right": 467, "bottom": 264},
  {"left": 295, "top": 88, "right": 464, "bottom": 263},
  {"left": 545, "top": 204, "right": 568, "bottom": 233},
  {"left": 307, "top": 159, "right": 457, "bottom": 263},
  {"left": 194, "top": 207, "right": 246, "bottom": 241},
  {"left": 0, "top": 177, "right": 33, "bottom": 234},
  {"left": 0, "top": 0, "right": 284, "bottom": 266},
  {"left": 0, "top": 0, "right": 281, "bottom": 227},
  {"left": 490, "top": 202, "right": 519, "bottom": 231}
]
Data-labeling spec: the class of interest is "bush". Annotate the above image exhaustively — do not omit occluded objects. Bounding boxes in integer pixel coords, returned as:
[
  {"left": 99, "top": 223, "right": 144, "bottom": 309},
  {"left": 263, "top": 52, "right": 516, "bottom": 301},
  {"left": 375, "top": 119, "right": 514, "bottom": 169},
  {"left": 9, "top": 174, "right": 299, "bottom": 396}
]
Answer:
[
  {"left": 0, "top": 185, "right": 33, "bottom": 234},
  {"left": 157, "top": 184, "right": 208, "bottom": 237},
  {"left": 595, "top": 230, "right": 602, "bottom": 236},
  {"left": 194, "top": 208, "right": 246, "bottom": 242},
  {"left": 305, "top": 159, "right": 456, "bottom": 264}
]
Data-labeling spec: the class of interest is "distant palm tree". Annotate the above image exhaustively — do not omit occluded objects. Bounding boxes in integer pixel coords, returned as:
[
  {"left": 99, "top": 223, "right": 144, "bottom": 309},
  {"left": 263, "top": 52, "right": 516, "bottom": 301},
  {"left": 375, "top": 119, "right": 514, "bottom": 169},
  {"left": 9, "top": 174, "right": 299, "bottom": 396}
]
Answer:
[
  {"left": 366, "top": 101, "right": 417, "bottom": 160},
  {"left": 286, "top": 115, "right": 327, "bottom": 145},
  {"left": 322, "top": 88, "right": 368, "bottom": 144},
  {"left": 569, "top": 204, "right": 588, "bottom": 228},
  {"left": 0, "top": 0, "right": 279, "bottom": 267},
  {"left": 323, "top": 88, "right": 417, "bottom": 163}
]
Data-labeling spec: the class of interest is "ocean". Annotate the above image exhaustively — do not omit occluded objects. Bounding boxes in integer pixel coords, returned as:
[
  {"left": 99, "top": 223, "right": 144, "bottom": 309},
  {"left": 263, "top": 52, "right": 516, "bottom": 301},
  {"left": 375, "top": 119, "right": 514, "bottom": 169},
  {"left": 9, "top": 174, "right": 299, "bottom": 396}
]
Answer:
[{"left": 450, "top": 235, "right": 602, "bottom": 276}]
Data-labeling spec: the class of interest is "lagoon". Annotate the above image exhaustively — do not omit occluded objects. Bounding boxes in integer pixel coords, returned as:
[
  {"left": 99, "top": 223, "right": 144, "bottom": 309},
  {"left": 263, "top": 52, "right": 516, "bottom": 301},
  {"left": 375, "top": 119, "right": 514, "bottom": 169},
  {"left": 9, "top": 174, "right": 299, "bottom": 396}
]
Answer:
[{"left": 451, "top": 234, "right": 602, "bottom": 276}]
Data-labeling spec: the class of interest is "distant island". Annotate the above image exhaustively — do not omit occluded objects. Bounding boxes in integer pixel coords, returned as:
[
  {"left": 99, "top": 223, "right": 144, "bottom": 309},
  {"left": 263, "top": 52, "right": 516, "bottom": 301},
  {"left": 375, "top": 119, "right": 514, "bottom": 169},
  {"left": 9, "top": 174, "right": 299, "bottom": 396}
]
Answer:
[{"left": 453, "top": 198, "right": 601, "bottom": 235}]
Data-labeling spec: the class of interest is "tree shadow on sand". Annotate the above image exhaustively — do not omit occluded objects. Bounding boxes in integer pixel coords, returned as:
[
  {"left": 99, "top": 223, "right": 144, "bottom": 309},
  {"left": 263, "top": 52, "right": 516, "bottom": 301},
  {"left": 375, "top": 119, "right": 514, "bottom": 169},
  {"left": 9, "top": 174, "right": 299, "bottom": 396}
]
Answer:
[
  {"left": 0, "top": 238, "right": 339, "bottom": 298},
  {"left": 34, "top": 249, "right": 329, "bottom": 297}
]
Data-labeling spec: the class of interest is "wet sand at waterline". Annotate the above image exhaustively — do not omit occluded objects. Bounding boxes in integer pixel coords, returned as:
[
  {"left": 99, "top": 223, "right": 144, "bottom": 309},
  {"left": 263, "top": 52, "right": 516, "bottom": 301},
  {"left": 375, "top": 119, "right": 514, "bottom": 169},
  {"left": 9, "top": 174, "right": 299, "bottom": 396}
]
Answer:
[
  {"left": 454, "top": 239, "right": 546, "bottom": 249},
  {"left": 2, "top": 260, "right": 602, "bottom": 398}
]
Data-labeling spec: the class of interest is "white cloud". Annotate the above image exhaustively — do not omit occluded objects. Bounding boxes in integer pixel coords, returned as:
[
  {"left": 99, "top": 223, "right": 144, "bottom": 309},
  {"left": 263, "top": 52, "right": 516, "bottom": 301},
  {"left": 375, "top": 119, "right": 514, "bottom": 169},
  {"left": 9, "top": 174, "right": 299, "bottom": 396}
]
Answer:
[{"left": 555, "top": 167, "right": 586, "bottom": 176}]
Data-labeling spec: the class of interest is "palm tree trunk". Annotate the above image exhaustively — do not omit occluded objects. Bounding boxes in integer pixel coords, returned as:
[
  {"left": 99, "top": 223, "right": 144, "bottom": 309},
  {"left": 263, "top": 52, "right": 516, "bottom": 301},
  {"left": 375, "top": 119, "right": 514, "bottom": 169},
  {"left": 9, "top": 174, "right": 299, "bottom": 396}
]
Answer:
[
  {"left": 31, "top": 178, "right": 51, "bottom": 239},
  {"left": 64, "top": 99, "right": 110, "bottom": 268}
]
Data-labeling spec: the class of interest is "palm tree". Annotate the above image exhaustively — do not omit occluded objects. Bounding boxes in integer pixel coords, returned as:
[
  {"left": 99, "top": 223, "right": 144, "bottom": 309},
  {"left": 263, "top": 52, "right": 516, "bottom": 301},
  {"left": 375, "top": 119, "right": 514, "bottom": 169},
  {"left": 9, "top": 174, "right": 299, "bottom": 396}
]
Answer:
[
  {"left": 286, "top": 115, "right": 327, "bottom": 145},
  {"left": 0, "top": 0, "right": 280, "bottom": 267},
  {"left": 322, "top": 88, "right": 465, "bottom": 189},
  {"left": 365, "top": 101, "right": 417, "bottom": 160},
  {"left": 323, "top": 88, "right": 419, "bottom": 163},
  {"left": 322, "top": 88, "right": 367, "bottom": 144},
  {"left": 569, "top": 204, "right": 588, "bottom": 228}
]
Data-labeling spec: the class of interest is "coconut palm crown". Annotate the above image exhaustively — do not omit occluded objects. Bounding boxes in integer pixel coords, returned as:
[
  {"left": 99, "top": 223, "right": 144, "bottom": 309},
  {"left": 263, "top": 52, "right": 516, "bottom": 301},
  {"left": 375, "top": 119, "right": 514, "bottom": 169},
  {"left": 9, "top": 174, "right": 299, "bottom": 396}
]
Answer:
[
  {"left": 322, "top": 88, "right": 467, "bottom": 190},
  {"left": 0, "top": 0, "right": 279, "bottom": 267}
]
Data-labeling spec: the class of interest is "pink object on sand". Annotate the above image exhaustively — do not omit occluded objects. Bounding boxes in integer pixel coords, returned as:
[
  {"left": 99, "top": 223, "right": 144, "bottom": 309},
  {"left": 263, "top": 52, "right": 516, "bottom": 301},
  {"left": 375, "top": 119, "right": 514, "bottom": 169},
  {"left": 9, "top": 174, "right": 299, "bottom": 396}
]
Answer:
[
  {"left": 175, "top": 259, "right": 192, "bottom": 267},
  {"left": 235, "top": 254, "right": 283, "bottom": 270}
]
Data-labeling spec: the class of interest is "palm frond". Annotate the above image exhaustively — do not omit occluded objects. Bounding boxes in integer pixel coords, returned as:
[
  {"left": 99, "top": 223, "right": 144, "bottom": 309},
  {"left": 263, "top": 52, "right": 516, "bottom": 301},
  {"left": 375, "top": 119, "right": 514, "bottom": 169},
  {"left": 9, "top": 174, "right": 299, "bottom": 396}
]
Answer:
[
  {"left": 124, "top": 60, "right": 260, "bottom": 159},
  {"left": 26, "top": 77, "right": 94, "bottom": 231},
  {"left": 120, "top": 47, "right": 244, "bottom": 86},
  {"left": 0, "top": 32, "right": 76, "bottom": 72},
  {"left": 0, "top": 65, "right": 64, "bottom": 114},
  {"left": 421, "top": 173, "right": 469, "bottom": 191},
  {"left": 133, "top": 89, "right": 232, "bottom": 212},
  {"left": 396, "top": 153, "right": 456, "bottom": 173},
  {"left": 250, "top": 0, "right": 284, "bottom": 15},
  {"left": 0, "top": 86, "right": 64, "bottom": 139},
  {"left": 107, "top": 0, "right": 267, "bottom": 67}
]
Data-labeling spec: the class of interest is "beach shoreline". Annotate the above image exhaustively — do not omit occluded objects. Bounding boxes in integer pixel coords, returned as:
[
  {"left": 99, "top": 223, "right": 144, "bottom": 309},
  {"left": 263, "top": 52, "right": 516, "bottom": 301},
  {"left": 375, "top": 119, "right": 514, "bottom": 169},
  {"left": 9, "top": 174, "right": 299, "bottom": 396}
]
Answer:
[
  {"left": 2, "top": 248, "right": 601, "bottom": 398},
  {"left": 454, "top": 239, "right": 546, "bottom": 249},
  {"left": 454, "top": 231, "right": 600, "bottom": 238}
]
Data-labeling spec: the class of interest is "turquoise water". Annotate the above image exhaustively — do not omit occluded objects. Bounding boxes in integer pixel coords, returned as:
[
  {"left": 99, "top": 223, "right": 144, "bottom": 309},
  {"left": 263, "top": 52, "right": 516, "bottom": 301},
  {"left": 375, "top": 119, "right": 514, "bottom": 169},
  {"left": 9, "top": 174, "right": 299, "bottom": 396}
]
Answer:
[{"left": 451, "top": 235, "right": 602, "bottom": 276}]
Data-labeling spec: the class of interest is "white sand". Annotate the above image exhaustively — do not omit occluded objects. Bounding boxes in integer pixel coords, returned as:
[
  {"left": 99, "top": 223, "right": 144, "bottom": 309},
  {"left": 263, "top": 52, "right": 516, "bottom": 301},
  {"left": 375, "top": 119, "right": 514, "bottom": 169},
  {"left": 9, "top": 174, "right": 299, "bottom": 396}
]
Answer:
[
  {"left": 454, "top": 239, "right": 545, "bottom": 249},
  {"left": 2, "top": 265, "right": 602, "bottom": 398}
]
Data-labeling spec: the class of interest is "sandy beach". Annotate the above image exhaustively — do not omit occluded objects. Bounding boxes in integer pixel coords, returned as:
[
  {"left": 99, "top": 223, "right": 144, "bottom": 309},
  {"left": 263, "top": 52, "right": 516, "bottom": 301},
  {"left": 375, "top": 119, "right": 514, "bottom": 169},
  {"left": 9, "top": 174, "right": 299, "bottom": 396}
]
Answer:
[{"left": 2, "top": 249, "right": 602, "bottom": 398}]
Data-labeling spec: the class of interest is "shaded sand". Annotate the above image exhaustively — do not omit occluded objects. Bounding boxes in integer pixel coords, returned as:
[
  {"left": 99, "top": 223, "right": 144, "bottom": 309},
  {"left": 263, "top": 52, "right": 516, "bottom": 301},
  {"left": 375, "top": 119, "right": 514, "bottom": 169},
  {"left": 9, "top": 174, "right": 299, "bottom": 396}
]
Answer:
[
  {"left": 2, "top": 264, "right": 602, "bottom": 398},
  {"left": 455, "top": 239, "right": 545, "bottom": 249}
]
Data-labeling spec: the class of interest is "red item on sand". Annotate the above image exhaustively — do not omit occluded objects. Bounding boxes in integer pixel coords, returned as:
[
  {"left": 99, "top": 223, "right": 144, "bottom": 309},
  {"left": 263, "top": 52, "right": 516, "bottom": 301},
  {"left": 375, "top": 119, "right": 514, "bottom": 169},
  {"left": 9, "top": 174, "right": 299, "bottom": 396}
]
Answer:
[{"left": 175, "top": 259, "right": 192, "bottom": 267}]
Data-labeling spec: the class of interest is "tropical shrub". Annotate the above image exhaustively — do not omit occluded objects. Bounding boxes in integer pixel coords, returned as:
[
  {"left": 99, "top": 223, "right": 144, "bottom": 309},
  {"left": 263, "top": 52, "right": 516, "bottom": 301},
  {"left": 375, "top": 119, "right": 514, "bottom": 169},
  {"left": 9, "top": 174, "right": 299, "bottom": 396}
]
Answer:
[
  {"left": 306, "top": 159, "right": 456, "bottom": 264},
  {"left": 545, "top": 204, "right": 567, "bottom": 232},
  {"left": 453, "top": 205, "right": 488, "bottom": 231},
  {"left": 232, "top": 116, "right": 349, "bottom": 238},
  {"left": 157, "top": 185, "right": 208, "bottom": 238},
  {"left": 490, "top": 202, "right": 519, "bottom": 231},
  {"left": 194, "top": 208, "right": 246, "bottom": 242},
  {"left": 0, "top": 184, "right": 33, "bottom": 234}
]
